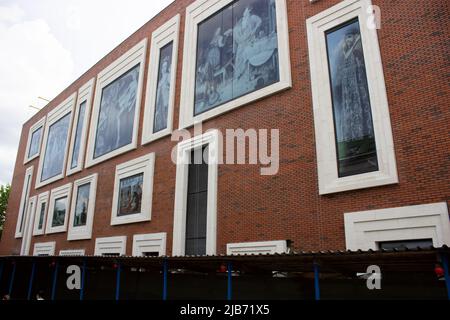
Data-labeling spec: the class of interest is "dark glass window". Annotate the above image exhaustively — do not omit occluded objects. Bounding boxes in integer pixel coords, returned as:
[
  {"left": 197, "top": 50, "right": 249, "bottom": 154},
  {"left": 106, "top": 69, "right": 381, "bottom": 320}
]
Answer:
[
  {"left": 52, "top": 196, "right": 67, "bottom": 227},
  {"left": 117, "top": 173, "right": 143, "bottom": 217},
  {"left": 28, "top": 126, "right": 42, "bottom": 158},
  {"left": 70, "top": 101, "right": 87, "bottom": 169},
  {"left": 73, "top": 183, "right": 90, "bottom": 227},
  {"left": 325, "top": 18, "right": 378, "bottom": 177},
  {"left": 41, "top": 112, "right": 71, "bottom": 182},
  {"left": 38, "top": 202, "right": 46, "bottom": 230},
  {"left": 94, "top": 64, "right": 140, "bottom": 159},
  {"left": 142, "top": 252, "right": 159, "bottom": 257},
  {"left": 378, "top": 239, "right": 433, "bottom": 250},
  {"left": 185, "top": 146, "right": 209, "bottom": 256},
  {"left": 153, "top": 42, "right": 174, "bottom": 133},
  {"left": 19, "top": 174, "right": 31, "bottom": 232},
  {"left": 194, "top": 0, "right": 279, "bottom": 115}
]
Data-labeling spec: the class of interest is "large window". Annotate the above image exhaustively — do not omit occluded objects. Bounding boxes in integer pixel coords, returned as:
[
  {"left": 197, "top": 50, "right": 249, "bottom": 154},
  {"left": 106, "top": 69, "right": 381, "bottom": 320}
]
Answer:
[
  {"left": 306, "top": 0, "right": 398, "bottom": 194},
  {"left": 142, "top": 15, "right": 180, "bottom": 145},
  {"left": 86, "top": 39, "right": 147, "bottom": 168},
  {"left": 24, "top": 117, "right": 45, "bottom": 164},
  {"left": 36, "top": 94, "right": 76, "bottom": 188},
  {"left": 179, "top": 0, "right": 291, "bottom": 128}
]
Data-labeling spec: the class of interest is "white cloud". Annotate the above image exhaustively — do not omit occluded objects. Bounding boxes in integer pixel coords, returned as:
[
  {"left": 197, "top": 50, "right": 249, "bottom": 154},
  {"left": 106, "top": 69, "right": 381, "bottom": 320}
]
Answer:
[{"left": 0, "top": 4, "right": 74, "bottom": 185}]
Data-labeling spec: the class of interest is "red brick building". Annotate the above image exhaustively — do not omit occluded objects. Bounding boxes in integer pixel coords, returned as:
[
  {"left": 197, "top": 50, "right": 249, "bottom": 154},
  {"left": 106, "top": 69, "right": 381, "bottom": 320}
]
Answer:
[{"left": 0, "top": 0, "right": 449, "bottom": 258}]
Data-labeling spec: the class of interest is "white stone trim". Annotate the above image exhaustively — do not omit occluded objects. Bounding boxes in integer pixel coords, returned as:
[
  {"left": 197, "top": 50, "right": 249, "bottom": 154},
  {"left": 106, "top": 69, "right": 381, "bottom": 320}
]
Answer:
[
  {"left": 227, "top": 240, "right": 288, "bottom": 255},
  {"left": 33, "top": 241, "right": 56, "bottom": 256},
  {"left": 111, "top": 153, "right": 155, "bottom": 225},
  {"left": 178, "top": 0, "right": 292, "bottom": 129},
  {"left": 66, "top": 78, "right": 95, "bottom": 176},
  {"left": 142, "top": 14, "right": 180, "bottom": 145},
  {"left": 23, "top": 116, "right": 46, "bottom": 164},
  {"left": 67, "top": 174, "right": 98, "bottom": 241},
  {"left": 306, "top": 0, "right": 398, "bottom": 194},
  {"left": 132, "top": 232, "right": 167, "bottom": 256},
  {"left": 85, "top": 39, "right": 148, "bottom": 168},
  {"left": 172, "top": 130, "right": 219, "bottom": 256},
  {"left": 59, "top": 249, "right": 85, "bottom": 256},
  {"left": 33, "top": 191, "right": 49, "bottom": 236},
  {"left": 20, "top": 196, "right": 37, "bottom": 255},
  {"left": 15, "top": 165, "right": 34, "bottom": 238},
  {"left": 45, "top": 183, "right": 72, "bottom": 234},
  {"left": 36, "top": 94, "right": 76, "bottom": 189},
  {"left": 344, "top": 202, "right": 450, "bottom": 250},
  {"left": 94, "top": 236, "right": 127, "bottom": 256}
]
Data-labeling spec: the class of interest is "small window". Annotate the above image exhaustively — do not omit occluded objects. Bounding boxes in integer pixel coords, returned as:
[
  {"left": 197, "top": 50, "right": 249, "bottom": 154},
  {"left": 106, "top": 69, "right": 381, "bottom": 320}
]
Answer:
[
  {"left": 52, "top": 197, "right": 68, "bottom": 227},
  {"left": 117, "top": 173, "right": 143, "bottom": 217},
  {"left": 33, "top": 191, "right": 49, "bottom": 236},
  {"left": 142, "top": 252, "right": 159, "bottom": 257},
  {"left": 24, "top": 117, "right": 45, "bottom": 164},
  {"left": 378, "top": 239, "right": 433, "bottom": 250},
  {"left": 46, "top": 183, "right": 72, "bottom": 234},
  {"left": 28, "top": 127, "right": 43, "bottom": 159}
]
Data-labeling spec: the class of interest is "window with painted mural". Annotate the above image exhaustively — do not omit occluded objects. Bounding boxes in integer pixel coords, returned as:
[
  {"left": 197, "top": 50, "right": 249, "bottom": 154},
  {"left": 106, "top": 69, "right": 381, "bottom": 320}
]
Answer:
[
  {"left": 52, "top": 196, "right": 67, "bottom": 227},
  {"left": 117, "top": 173, "right": 143, "bottom": 216},
  {"left": 325, "top": 18, "right": 378, "bottom": 177},
  {"left": 194, "top": 0, "right": 279, "bottom": 115},
  {"left": 153, "top": 42, "right": 174, "bottom": 133},
  {"left": 41, "top": 113, "right": 71, "bottom": 182},
  {"left": 94, "top": 64, "right": 140, "bottom": 159},
  {"left": 73, "top": 183, "right": 90, "bottom": 227}
]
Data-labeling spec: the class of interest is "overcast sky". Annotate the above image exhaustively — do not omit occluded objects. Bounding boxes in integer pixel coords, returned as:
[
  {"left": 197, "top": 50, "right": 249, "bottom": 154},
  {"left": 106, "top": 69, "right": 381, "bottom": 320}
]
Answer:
[{"left": 0, "top": 0, "right": 174, "bottom": 185}]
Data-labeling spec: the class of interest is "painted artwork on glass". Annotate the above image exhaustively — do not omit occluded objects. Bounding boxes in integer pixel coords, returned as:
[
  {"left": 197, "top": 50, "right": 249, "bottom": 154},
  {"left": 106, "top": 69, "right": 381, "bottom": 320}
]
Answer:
[
  {"left": 73, "top": 183, "right": 90, "bottom": 227},
  {"left": 117, "top": 173, "right": 143, "bottom": 216},
  {"left": 326, "top": 19, "right": 378, "bottom": 177},
  {"left": 94, "top": 64, "right": 140, "bottom": 159},
  {"left": 153, "top": 42, "right": 174, "bottom": 133},
  {"left": 41, "top": 113, "right": 71, "bottom": 182},
  {"left": 52, "top": 197, "right": 67, "bottom": 227},
  {"left": 28, "top": 126, "right": 42, "bottom": 158},
  {"left": 194, "top": 0, "right": 279, "bottom": 115},
  {"left": 70, "top": 101, "right": 87, "bottom": 169},
  {"left": 38, "top": 202, "right": 46, "bottom": 230}
]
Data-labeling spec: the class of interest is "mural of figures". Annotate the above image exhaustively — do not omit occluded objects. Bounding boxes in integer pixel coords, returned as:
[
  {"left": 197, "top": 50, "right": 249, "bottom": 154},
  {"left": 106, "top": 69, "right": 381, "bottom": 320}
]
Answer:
[
  {"left": 118, "top": 173, "right": 143, "bottom": 216},
  {"left": 52, "top": 197, "right": 67, "bottom": 227},
  {"left": 41, "top": 113, "right": 71, "bottom": 182},
  {"left": 94, "top": 65, "right": 140, "bottom": 159},
  {"left": 70, "top": 101, "right": 87, "bottom": 169},
  {"left": 153, "top": 42, "right": 173, "bottom": 133},
  {"left": 194, "top": 0, "right": 279, "bottom": 115},
  {"left": 74, "top": 183, "right": 90, "bottom": 227},
  {"left": 326, "top": 19, "right": 378, "bottom": 177},
  {"left": 28, "top": 127, "right": 42, "bottom": 158}
]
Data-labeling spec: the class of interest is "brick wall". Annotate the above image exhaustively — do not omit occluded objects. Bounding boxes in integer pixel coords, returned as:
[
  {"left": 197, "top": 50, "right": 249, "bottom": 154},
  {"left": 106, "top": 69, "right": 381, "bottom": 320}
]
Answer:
[{"left": 0, "top": 0, "right": 448, "bottom": 256}]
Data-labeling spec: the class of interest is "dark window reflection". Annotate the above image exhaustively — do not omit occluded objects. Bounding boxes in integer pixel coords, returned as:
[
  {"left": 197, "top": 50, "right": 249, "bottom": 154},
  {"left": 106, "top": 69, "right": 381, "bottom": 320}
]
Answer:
[
  {"left": 52, "top": 196, "right": 67, "bottom": 227},
  {"left": 71, "top": 101, "right": 87, "bottom": 169},
  {"left": 118, "top": 173, "right": 143, "bottom": 216},
  {"left": 38, "top": 202, "right": 46, "bottom": 230},
  {"left": 326, "top": 19, "right": 378, "bottom": 177},
  {"left": 194, "top": 0, "right": 279, "bottom": 115},
  {"left": 74, "top": 183, "right": 90, "bottom": 227}
]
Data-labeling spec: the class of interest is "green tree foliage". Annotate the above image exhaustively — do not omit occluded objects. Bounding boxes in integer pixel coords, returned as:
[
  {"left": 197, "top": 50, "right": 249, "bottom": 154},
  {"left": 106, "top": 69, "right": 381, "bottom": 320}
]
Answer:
[{"left": 0, "top": 184, "right": 11, "bottom": 237}]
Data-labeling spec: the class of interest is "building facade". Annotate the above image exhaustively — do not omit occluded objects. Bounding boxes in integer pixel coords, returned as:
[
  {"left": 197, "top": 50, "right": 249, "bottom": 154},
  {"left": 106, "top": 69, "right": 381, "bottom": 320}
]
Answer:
[{"left": 0, "top": 0, "right": 449, "bottom": 258}]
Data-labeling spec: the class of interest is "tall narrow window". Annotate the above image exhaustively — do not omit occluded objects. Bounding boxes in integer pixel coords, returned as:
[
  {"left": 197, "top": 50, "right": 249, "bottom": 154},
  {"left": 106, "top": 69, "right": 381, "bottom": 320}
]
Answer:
[
  {"left": 325, "top": 19, "right": 378, "bottom": 177},
  {"left": 185, "top": 147, "right": 209, "bottom": 256},
  {"left": 70, "top": 101, "right": 87, "bottom": 169},
  {"left": 19, "top": 173, "right": 32, "bottom": 234},
  {"left": 73, "top": 183, "right": 90, "bottom": 227}
]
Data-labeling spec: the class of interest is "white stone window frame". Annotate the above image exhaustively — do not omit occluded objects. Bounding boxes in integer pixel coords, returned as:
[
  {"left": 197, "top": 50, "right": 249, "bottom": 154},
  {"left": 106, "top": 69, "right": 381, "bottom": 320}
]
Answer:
[
  {"left": 85, "top": 39, "right": 148, "bottom": 168},
  {"left": 227, "top": 240, "right": 288, "bottom": 255},
  {"left": 45, "top": 183, "right": 72, "bottom": 234},
  {"left": 178, "top": 0, "right": 292, "bottom": 129},
  {"left": 94, "top": 236, "right": 127, "bottom": 256},
  {"left": 67, "top": 173, "right": 98, "bottom": 241},
  {"left": 59, "top": 249, "right": 85, "bottom": 256},
  {"left": 33, "top": 241, "right": 56, "bottom": 256},
  {"left": 132, "top": 232, "right": 167, "bottom": 256},
  {"left": 33, "top": 191, "right": 49, "bottom": 236},
  {"left": 306, "top": 0, "right": 398, "bottom": 195},
  {"left": 172, "top": 130, "right": 220, "bottom": 256},
  {"left": 344, "top": 202, "right": 450, "bottom": 251},
  {"left": 20, "top": 195, "right": 37, "bottom": 256},
  {"left": 23, "top": 116, "right": 46, "bottom": 164},
  {"left": 15, "top": 165, "right": 34, "bottom": 238},
  {"left": 35, "top": 94, "right": 76, "bottom": 189},
  {"left": 111, "top": 153, "right": 155, "bottom": 226},
  {"left": 66, "top": 78, "right": 95, "bottom": 176},
  {"left": 142, "top": 14, "right": 180, "bottom": 145}
]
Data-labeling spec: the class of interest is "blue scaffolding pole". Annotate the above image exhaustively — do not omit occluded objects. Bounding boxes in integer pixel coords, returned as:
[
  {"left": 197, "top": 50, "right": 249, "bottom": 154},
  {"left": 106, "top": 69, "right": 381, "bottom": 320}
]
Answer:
[
  {"left": 441, "top": 253, "right": 450, "bottom": 300},
  {"left": 115, "top": 263, "right": 121, "bottom": 301},
  {"left": 80, "top": 259, "right": 87, "bottom": 301},
  {"left": 227, "top": 262, "right": 232, "bottom": 300},
  {"left": 313, "top": 262, "right": 320, "bottom": 301},
  {"left": 27, "top": 261, "right": 36, "bottom": 300},
  {"left": 162, "top": 259, "right": 168, "bottom": 301},
  {"left": 51, "top": 262, "right": 59, "bottom": 300},
  {"left": 8, "top": 261, "right": 16, "bottom": 297}
]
